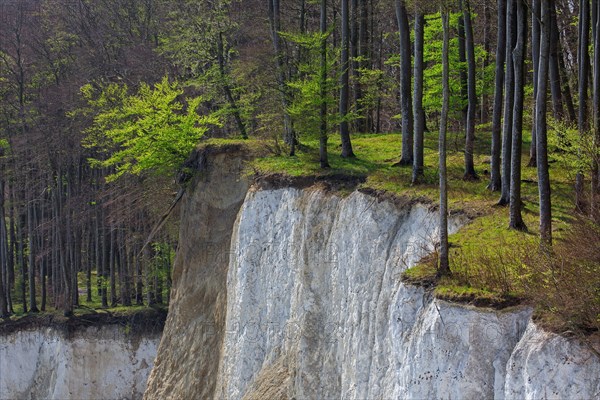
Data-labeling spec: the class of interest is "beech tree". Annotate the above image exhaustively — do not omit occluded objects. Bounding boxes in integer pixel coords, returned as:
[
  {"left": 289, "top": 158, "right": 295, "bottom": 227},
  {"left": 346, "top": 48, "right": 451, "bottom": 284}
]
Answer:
[
  {"left": 340, "top": 0, "right": 355, "bottom": 158},
  {"left": 536, "top": 0, "right": 552, "bottom": 244},
  {"left": 395, "top": 0, "right": 413, "bottom": 166},
  {"left": 438, "top": 7, "right": 451, "bottom": 278},
  {"left": 319, "top": 0, "right": 330, "bottom": 168},
  {"left": 489, "top": 0, "right": 506, "bottom": 192},
  {"left": 499, "top": 0, "right": 517, "bottom": 206},
  {"left": 509, "top": 0, "right": 527, "bottom": 231},
  {"left": 412, "top": 10, "right": 426, "bottom": 184},
  {"left": 462, "top": 0, "right": 478, "bottom": 181}
]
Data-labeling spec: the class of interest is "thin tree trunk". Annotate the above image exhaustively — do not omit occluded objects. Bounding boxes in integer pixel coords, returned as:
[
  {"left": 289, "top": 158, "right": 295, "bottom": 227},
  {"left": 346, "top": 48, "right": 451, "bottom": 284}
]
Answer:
[
  {"left": 217, "top": 32, "right": 247, "bottom": 139},
  {"left": 537, "top": 0, "right": 553, "bottom": 245},
  {"left": 490, "top": 0, "right": 507, "bottom": 191},
  {"left": 0, "top": 176, "right": 9, "bottom": 317},
  {"left": 395, "top": 0, "right": 413, "bottom": 165},
  {"left": 549, "top": 1, "right": 564, "bottom": 120},
  {"left": 463, "top": 0, "right": 478, "bottom": 180},
  {"left": 438, "top": 9, "right": 451, "bottom": 278},
  {"left": 593, "top": 0, "right": 600, "bottom": 213},
  {"left": 320, "top": 0, "right": 330, "bottom": 169},
  {"left": 27, "top": 203, "right": 38, "bottom": 312},
  {"left": 577, "top": 0, "right": 591, "bottom": 211},
  {"left": 529, "top": 0, "right": 541, "bottom": 167},
  {"left": 509, "top": 0, "right": 528, "bottom": 231},
  {"left": 412, "top": 11, "right": 425, "bottom": 184},
  {"left": 499, "top": 0, "right": 517, "bottom": 205},
  {"left": 268, "top": 0, "right": 296, "bottom": 152},
  {"left": 340, "top": 0, "right": 355, "bottom": 158}
]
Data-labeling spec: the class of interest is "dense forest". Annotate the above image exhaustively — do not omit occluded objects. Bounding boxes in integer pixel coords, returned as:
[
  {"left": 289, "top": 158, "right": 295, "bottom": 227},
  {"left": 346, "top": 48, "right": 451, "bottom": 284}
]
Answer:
[{"left": 0, "top": 0, "right": 598, "bottom": 328}]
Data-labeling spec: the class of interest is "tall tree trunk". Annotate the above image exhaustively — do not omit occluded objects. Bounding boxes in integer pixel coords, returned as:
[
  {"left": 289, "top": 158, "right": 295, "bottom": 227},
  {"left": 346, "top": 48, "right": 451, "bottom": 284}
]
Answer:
[
  {"left": 509, "top": 0, "right": 528, "bottom": 231},
  {"left": 216, "top": 32, "right": 248, "bottom": 139},
  {"left": 463, "top": 0, "right": 478, "bottom": 180},
  {"left": 320, "top": 0, "right": 330, "bottom": 168},
  {"left": 27, "top": 203, "right": 38, "bottom": 312},
  {"left": 593, "top": 0, "right": 600, "bottom": 213},
  {"left": 412, "top": 11, "right": 425, "bottom": 184},
  {"left": 395, "top": 0, "right": 413, "bottom": 165},
  {"left": 499, "top": 0, "right": 518, "bottom": 205},
  {"left": 268, "top": 0, "right": 296, "bottom": 153},
  {"left": 351, "top": 0, "right": 361, "bottom": 132},
  {"left": 537, "top": 0, "right": 553, "bottom": 245},
  {"left": 438, "top": 9, "right": 451, "bottom": 278},
  {"left": 340, "top": 0, "right": 355, "bottom": 158},
  {"left": 529, "top": 0, "right": 541, "bottom": 166},
  {"left": 0, "top": 176, "right": 9, "bottom": 317},
  {"left": 489, "top": 0, "right": 507, "bottom": 191},
  {"left": 17, "top": 209, "right": 27, "bottom": 313},
  {"left": 549, "top": 1, "right": 564, "bottom": 120},
  {"left": 357, "top": 0, "right": 370, "bottom": 132},
  {"left": 577, "top": 0, "right": 591, "bottom": 211}
]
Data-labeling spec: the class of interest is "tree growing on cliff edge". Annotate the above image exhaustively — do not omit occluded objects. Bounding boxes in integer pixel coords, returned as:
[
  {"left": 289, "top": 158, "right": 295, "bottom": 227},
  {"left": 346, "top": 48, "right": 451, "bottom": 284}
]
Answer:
[
  {"left": 438, "top": 6, "right": 451, "bottom": 278},
  {"left": 81, "top": 77, "right": 219, "bottom": 182}
]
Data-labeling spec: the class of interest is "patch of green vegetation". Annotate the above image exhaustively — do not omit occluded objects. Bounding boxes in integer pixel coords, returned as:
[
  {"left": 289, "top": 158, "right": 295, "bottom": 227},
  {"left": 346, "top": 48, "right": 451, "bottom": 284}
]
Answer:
[{"left": 253, "top": 126, "right": 581, "bottom": 315}]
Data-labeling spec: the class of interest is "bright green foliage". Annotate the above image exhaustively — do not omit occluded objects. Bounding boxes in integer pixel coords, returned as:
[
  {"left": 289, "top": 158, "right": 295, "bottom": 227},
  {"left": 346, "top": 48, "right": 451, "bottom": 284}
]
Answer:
[
  {"left": 82, "top": 77, "right": 219, "bottom": 182},
  {"left": 284, "top": 31, "right": 342, "bottom": 138},
  {"left": 548, "top": 118, "right": 600, "bottom": 178},
  {"left": 422, "top": 12, "right": 494, "bottom": 119}
]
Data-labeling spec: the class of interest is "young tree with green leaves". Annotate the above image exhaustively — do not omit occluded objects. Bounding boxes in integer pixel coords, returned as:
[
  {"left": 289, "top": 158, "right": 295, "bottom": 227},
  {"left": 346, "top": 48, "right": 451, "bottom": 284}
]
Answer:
[{"left": 82, "top": 77, "right": 219, "bottom": 181}]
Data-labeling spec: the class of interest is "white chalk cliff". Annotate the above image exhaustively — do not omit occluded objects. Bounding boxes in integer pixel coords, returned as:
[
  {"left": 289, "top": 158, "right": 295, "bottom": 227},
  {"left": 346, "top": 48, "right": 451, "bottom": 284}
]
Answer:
[
  {"left": 145, "top": 147, "right": 600, "bottom": 399},
  {"left": 0, "top": 325, "right": 159, "bottom": 400}
]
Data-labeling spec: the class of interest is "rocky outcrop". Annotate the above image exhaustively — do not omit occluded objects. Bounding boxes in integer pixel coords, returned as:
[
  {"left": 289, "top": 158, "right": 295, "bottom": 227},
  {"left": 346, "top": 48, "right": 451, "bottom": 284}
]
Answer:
[
  {"left": 144, "top": 145, "right": 252, "bottom": 400},
  {"left": 145, "top": 147, "right": 600, "bottom": 399}
]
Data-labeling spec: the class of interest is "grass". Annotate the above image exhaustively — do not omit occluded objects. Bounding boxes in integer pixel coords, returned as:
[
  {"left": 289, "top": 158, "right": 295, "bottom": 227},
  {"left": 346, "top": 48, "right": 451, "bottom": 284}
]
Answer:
[{"left": 250, "top": 126, "right": 581, "bottom": 314}]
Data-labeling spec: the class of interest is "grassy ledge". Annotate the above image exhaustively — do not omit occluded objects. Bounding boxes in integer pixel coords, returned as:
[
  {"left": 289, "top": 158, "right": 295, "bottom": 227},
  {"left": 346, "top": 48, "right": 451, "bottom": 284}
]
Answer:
[{"left": 248, "top": 128, "right": 597, "bottom": 336}]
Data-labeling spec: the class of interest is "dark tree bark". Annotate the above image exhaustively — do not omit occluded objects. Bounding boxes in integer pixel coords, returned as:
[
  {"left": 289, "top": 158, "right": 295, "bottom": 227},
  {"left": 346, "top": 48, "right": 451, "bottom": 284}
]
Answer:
[
  {"left": 27, "top": 203, "right": 39, "bottom": 312},
  {"left": 499, "top": 0, "right": 518, "bottom": 205},
  {"left": 320, "top": 0, "right": 330, "bottom": 168},
  {"left": 549, "top": 1, "right": 564, "bottom": 120},
  {"left": 340, "top": 0, "right": 355, "bottom": 158},
  {"left": 489, "top": 0, "right": 507, "bottom": 191},
  {"left": 0, "top": 176, "right": 10, "bottom": 317},
  {"left": 593, "top": 0, "right": 600, "bottom": 211},
  {"left": 412, "top": 11, "right": 425, "bottom": 184},
  {"left": 529, "top": 0, "right": 541, "bottom": 167},
  {"left": 537, "top": 0, "right": 553, "bottom": 245},
  {"left": 577, "top": 0, "right": 591, "bottom": 211},
  {"left": 509, "top": 0, "right": 528, "bottom": 231},
  {"left": 395, "top": 0, "right": 413, "bottom": 165},
  {"left": 463, "top": 0, "right": 478, "bottom": 180},
  {"left": 438, "top": 9, "right": 451, "bottom": 278}
]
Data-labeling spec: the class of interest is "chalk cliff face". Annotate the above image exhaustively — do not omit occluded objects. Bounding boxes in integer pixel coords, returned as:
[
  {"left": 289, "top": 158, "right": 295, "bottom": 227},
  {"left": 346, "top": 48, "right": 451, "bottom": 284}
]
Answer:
[
  {"left": 0, "top": 325, "right": 159, "bottom": 400},
  {"left": 145, "top": 147, "right": 600, "bottom": 400}
]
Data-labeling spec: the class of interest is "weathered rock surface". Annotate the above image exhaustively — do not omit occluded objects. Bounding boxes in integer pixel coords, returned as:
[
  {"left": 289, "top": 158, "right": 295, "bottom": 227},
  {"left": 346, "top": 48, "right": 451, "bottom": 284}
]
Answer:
[
  {"left": 0, "top": 325, "right": 159, "bottom": 400},
  {"left": 145, "top": 148, "right": 600, "bottom": 399}
]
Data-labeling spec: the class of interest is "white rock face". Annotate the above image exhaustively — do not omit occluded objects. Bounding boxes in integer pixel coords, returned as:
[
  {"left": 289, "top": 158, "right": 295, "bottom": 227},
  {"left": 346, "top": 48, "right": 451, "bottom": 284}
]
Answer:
[
  {"left": 211, "top": 187, "right": 600, "bottom": 399},
  {"left": 0, "top": 326, "right": 159, "bottom": 400}
]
